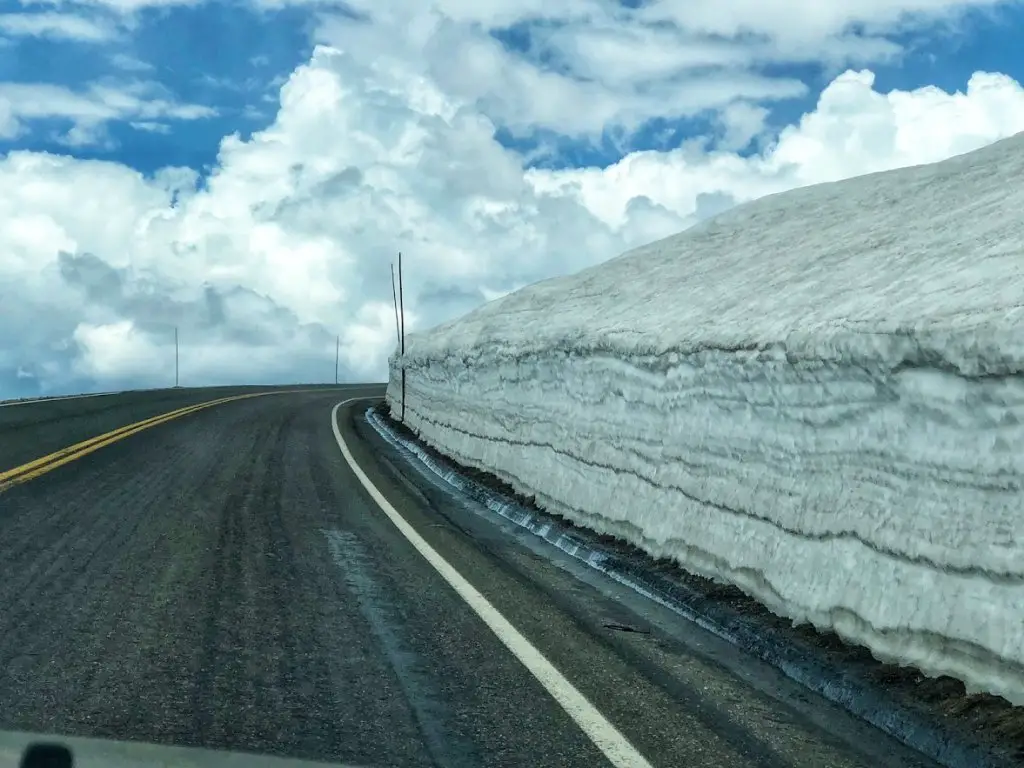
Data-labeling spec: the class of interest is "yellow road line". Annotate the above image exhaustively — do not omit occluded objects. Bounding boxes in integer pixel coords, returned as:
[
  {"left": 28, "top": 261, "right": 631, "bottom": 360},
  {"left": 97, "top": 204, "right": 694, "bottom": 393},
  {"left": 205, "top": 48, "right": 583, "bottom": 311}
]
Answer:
[{"left": 0, "top": 391, "right": 275, "bottom": 492}]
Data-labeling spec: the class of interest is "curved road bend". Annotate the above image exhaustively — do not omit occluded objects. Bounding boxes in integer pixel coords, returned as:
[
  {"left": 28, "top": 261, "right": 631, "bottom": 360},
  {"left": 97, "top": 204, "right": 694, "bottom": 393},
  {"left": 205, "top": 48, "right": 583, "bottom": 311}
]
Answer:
[{"left": 0, "top": 386, "right": 940, "bottom": 768}]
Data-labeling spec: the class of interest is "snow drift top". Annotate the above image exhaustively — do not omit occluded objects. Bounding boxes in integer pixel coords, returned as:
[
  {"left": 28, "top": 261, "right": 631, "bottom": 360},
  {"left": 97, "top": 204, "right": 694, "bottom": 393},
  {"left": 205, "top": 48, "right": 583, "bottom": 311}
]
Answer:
[{"left": 403, "top": 133, "right": 1024, "bottom": 376}]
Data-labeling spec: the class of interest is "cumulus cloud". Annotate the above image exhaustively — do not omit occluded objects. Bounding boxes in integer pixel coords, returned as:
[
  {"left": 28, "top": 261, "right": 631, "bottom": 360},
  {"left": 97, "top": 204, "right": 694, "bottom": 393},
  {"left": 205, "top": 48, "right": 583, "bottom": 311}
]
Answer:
[
  {"left": 313, "top": 8, "right": 809, "bottom": 138},
  {"left": 313, "top": 0, "right": 1007, "bottom": 139},
  {"left": 528, "top": 69, "right": 1024, "bottom": 229},
  {"left": 3, "top": 37, "right": 1024, "bottom": 397},
  {"left": 2, "top": 0, "right": 1024, "bottom": 396}
]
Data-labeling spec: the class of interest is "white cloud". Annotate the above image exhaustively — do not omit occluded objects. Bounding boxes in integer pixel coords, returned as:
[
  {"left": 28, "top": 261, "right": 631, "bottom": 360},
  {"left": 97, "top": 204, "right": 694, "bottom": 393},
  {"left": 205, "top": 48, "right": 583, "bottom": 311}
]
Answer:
[
  {"left": 313, "top": 10, "right": 808, "bottom": 138},
  {"left": 60, "top": 119, "right": 112, "bottom": 147},
  {"left": 2, "top": 33, "right": 1024, "bottom": 393},
  {"left": 309, "top": 0, "right": 1008, "bottom": 140},
  {"left": 109, "top": 52, "right": 154, "bottom": 72},
  {"left": 0, "top": 80, "right": 216, "bottom": 144},
  {"left": 2, "top": 0, "right": 1024, "bottom": 393},
  {"left": 631, "top": 0, "right": 1006, "bottom": 42},
  {"left": 0, "top": 11, "right": 117, "bottom": 41},
  {"left": 716, "top": 101, "right": 770, "bottom": 151},
  {"left": 128, "top": 119, "right": 170, "bottom": 133},
  {"left": 72, "top": 320, "right": 165, "bottom": 378},
  {"left": 527, "top": 68, "right": 1024, "bottom": 230}
]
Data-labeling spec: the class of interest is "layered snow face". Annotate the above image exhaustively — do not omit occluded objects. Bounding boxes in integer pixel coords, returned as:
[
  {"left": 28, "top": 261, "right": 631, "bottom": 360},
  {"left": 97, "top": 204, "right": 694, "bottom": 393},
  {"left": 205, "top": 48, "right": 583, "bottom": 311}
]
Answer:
[{"left": 387, "top": 132, "right": 1024, "bottom": 704}]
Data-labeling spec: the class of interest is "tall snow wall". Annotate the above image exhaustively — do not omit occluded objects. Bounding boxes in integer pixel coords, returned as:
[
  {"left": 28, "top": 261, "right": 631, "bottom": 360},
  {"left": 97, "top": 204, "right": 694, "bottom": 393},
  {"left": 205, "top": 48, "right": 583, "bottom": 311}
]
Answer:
[{"left": 386, "top": 133, "right": 1024, "bottom": 705}]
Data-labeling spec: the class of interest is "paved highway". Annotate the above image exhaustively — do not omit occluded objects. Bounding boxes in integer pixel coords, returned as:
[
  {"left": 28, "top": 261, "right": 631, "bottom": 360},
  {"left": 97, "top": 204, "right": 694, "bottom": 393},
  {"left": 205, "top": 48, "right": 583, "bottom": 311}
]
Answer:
[{"left": 0, "top": 386, "right": 941, "bottom": 767}]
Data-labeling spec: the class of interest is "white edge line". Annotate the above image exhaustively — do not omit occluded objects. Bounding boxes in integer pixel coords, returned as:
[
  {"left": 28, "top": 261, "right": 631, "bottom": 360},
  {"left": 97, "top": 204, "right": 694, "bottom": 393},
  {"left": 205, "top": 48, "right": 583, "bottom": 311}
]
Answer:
[{"left": 330, "top": 399, "right": 654, "bottom": 768}]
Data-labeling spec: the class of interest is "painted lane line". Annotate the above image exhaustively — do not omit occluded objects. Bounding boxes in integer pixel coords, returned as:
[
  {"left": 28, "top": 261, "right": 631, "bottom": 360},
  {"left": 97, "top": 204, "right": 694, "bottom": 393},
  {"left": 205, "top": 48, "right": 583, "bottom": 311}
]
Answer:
[
  {"left": 0, "top": 395, "right": 261, "bottom": 491},
  {"left": 0, "top": 388, "right": 349, "bottom": 492},
  {"left": 330, "top": 399, "right": 655, "bottom": 768},
  {"left": 0, "top": 396, "right": 243, "bottom": 483}
]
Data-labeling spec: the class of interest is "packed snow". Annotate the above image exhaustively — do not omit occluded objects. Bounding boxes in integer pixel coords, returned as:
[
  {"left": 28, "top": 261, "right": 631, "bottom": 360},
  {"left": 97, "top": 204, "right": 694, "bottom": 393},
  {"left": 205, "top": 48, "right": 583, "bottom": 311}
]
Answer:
[{"left": 386, "top": 132, "right": 1024, "bottom": 705}]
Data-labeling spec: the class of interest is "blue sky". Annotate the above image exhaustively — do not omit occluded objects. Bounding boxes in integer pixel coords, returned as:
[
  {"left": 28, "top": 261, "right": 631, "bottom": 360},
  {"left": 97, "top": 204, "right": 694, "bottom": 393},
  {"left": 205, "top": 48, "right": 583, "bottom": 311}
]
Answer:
[
  {"left": 3, "top": 1, "right": 1023, "bottom": 175},
  {"left": 0, "top": 1, "right": 313, "bottom": 173},
  {"left": 3, "top": 0, "right": 1024, "bottom": 397},
  {"left": 870, "top": 4, "right": 1024, "bottom": 90},
  {"left": 495, "top": 4, "right": 1024, "bottom": 167}
]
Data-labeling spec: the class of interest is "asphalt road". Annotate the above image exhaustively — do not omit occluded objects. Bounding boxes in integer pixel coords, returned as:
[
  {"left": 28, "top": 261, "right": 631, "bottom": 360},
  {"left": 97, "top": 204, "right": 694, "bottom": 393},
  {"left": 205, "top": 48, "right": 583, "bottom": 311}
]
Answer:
[
  {"left": 0, "top": 385, "right": 342, "bottom": 472},
  {"left": 0, "top": 387, "right": 942, "bottom": 768}
]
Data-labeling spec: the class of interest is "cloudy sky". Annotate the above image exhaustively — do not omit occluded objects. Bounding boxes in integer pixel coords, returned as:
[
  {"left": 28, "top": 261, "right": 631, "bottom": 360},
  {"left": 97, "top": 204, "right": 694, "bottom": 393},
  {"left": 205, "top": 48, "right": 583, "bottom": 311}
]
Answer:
[{"left": 1, "top": 0, "right": 1023, "bottom": 396}]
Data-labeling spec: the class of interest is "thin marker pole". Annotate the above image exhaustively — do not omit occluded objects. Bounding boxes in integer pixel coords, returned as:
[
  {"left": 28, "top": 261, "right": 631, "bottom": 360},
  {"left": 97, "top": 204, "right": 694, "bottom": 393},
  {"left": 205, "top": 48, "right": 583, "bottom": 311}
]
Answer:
[
  {"left": 398, "top": 252, "right": 406, "bottom": 422},
  {"left": 390, "top": 263, "right": 401, "bottom": 347},
  {"left": 398, "top": 252, "right": 405, "bottom": 355}
]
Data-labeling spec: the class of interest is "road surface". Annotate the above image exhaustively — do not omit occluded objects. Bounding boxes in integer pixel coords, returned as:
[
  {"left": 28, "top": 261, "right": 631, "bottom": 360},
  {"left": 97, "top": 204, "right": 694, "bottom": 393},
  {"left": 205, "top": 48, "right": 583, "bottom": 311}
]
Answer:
[{"left": 0, "top": 386, "right": 940, "bottom": 767}]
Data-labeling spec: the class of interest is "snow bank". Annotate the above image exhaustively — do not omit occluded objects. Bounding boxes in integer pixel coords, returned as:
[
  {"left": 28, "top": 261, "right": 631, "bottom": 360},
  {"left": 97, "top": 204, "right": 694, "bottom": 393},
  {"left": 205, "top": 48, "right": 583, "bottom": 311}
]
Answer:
[{"left": 386, "top": 132, "right": 1024, "bottom": 705}]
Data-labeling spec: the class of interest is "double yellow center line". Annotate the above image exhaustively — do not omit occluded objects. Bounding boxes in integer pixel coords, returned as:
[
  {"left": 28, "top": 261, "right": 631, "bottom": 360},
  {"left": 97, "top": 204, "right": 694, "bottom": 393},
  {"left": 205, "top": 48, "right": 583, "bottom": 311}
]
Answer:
[{"left": 0, "top": 392, "right": 271, "bottom": 493}]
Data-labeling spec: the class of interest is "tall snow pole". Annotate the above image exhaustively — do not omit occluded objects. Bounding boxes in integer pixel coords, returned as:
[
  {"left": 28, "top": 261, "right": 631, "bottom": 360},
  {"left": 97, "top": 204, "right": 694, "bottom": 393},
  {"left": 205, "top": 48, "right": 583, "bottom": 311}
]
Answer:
[
  {"left": 335, "top": 334, "right": 340, "bottom": 385},
  {"left": 174, "top": 327, "right": 179, "bottom": 388},
  {"left": 398, "top": 252, "right": 405, "bottom": 355},
  {"left": 390, "top": 263, "right": 401, "bottom": 348},
  {"left": 398, "top": 251, "right": 406, "bottom": 423}
]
